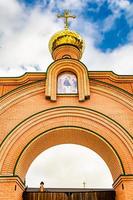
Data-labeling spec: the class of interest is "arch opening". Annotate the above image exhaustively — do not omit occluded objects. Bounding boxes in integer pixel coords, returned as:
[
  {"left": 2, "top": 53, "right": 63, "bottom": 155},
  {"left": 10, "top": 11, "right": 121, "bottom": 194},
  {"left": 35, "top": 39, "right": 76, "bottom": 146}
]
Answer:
[
  {"left": 26, "top": 144, "right": 113, "bottom": 188},
  {"left": 13, "top": 127, "right": 124, "bottom": 183}
]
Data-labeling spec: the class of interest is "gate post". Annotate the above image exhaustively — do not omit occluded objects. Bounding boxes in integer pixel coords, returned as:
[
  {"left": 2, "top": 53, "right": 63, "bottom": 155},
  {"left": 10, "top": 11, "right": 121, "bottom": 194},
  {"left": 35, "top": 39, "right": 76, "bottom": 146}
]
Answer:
[
  {"left": 0, "top": 176, "right": 25, "bottom": 200},
  {"left": 113, "top": 175, "right": 133, "bottom": 200}
]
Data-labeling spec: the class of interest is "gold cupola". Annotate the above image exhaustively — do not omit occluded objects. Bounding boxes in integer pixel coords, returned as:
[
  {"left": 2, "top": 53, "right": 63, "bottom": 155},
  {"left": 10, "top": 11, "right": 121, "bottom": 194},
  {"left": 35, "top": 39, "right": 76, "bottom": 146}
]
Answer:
[{"left": 49, "top": 11, "right": 85, "bottom": 60}]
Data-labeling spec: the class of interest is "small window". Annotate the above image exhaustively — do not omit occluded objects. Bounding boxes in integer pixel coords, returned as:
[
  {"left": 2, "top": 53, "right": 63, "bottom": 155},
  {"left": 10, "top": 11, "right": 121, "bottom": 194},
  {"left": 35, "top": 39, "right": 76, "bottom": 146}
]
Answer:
[{"left": 57, "top": 72, "right": 78, "bottom": 94}]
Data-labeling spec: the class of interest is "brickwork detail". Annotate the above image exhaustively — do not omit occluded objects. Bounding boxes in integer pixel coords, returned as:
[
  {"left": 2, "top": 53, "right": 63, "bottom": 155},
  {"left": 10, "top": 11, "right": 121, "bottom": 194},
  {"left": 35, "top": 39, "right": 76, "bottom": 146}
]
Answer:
[
  {"left": 0, "top": 177, "right": 24, "bottom": 200},
  {"left": 0, "top": 73, "right": 133, "bottom": 200}
]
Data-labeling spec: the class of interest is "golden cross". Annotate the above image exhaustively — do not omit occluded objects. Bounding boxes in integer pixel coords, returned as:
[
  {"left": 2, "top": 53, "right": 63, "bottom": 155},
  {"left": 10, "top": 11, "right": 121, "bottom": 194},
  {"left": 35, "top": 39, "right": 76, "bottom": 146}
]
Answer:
[
  {"left": 57, "top": 10, "right": 76, "bottom": 29},
  {"left": 83, "top": 181, "right": 86, "bottom": 188}
]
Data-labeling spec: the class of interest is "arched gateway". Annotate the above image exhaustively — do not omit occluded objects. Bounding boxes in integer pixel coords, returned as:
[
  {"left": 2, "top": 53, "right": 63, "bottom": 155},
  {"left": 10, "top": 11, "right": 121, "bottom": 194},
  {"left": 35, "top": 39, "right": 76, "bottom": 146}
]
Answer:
[{"left": 0, "top": 11, "right": 133, "bottom": 200}]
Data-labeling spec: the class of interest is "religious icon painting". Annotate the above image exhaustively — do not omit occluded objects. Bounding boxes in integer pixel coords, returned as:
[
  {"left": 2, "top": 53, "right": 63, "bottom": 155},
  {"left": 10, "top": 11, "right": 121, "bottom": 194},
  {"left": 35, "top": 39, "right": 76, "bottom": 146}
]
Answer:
[{"left": 57, "top": 72, "right": 78, "bottom": 94}]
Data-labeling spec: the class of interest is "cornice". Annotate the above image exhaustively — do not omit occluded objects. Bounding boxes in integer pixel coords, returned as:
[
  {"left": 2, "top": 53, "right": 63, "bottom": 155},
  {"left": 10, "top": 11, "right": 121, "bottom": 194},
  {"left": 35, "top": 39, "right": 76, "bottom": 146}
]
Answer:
[
  {"left": 0, "top": 73, "right": 46, "bottom": 85},
  {"left": 0, "top": 175, "right": 25, "bottom": 189},
  {"left": 1, "top": 78, "right": 132, "bottom": 113},
  {"left": 89, "top": 71, "right": 133, "bottom": 83},
  {"left": 0, "top": 71, "right": 133, "bottom": 85}
]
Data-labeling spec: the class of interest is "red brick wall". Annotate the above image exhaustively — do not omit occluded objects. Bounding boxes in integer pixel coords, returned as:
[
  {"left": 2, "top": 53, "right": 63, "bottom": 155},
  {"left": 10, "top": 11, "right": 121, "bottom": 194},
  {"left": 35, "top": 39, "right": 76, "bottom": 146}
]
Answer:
[
  {"left": 0, "top": 72, "right": 133, "bottom": 200},
  {"left": 113, "top": 176, "right": 133, "bottom": 200},
  {"left": 0, "top": 178, "right": 24, "bottom": 200}
]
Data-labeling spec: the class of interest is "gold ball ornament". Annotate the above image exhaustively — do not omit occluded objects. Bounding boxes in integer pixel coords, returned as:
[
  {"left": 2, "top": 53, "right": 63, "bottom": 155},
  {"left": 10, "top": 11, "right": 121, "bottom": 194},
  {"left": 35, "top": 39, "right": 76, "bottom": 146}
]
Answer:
[{"left": 49, "top": 29, "right": 85, "bottom": 56}]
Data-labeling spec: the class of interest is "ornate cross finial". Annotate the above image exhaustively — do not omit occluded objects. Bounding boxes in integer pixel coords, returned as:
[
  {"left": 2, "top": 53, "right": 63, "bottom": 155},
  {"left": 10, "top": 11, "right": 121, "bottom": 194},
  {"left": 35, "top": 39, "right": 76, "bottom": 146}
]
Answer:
[
  {"left": 83, "top": 181, "right": 86, "bottom": 188},
  {"left": 57, "top": 10, "right": 76, "bottom": 29}
]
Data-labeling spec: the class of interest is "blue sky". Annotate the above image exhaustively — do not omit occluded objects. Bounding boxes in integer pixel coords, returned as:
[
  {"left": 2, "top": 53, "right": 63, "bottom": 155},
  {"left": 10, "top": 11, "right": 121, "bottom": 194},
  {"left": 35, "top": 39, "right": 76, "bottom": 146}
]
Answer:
[
  {"left": 0, "top": 0, "right": 133, "bottom": 75},
  {"left": 20, "top": 0, "right": 132, "bottom": 51}
]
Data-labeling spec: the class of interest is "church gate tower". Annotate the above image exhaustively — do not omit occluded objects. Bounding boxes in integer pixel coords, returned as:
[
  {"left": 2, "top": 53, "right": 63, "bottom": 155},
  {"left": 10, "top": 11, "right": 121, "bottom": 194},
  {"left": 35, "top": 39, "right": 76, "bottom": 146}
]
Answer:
[{"left": 0, "top": 10, "right": 133, "bottom": 200}]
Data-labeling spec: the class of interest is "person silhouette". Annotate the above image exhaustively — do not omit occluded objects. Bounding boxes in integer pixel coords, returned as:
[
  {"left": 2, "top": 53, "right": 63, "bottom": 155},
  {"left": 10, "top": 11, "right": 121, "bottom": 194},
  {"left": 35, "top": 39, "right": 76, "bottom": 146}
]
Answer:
[
  {"left": 63, "top": 77, "right": 71, "bottom": 93},
  {"left": 71, "top": 78, "right": 77, "bottom": 93},
  {"left": 40, "top": 181, "right": 45, "bottom": 192}
]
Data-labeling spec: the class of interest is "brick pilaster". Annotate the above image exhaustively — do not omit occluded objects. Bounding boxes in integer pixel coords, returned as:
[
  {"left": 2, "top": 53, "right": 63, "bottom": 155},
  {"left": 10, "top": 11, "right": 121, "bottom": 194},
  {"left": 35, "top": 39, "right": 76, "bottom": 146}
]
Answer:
[
  {"left": 0, "top": 176, "right": 24, "bottom": 200},
  {"left": 113, "top": 175, "right": 133, "bottom": 200}
]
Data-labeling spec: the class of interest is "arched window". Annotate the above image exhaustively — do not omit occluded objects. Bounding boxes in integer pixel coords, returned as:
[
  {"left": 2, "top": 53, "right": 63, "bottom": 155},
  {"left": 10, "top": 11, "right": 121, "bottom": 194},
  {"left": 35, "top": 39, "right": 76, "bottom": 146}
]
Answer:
[{"left": 57, "top": 72, "right": 78, "bottom": 94}]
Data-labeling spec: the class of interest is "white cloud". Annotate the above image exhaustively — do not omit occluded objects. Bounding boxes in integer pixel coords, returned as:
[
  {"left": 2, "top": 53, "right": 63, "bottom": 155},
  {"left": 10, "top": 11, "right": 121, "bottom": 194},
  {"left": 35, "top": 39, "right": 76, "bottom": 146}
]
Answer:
[
  {"left": 125, "top": 4, "right": 133, "bottom": 27},
  {"left": 108, "top": 0, "right": 130, "bottom": 11},
  {"left": 0, "top": 0, "right": 133, "bottom": 77},
  {"left": 108, "top": 0, "right": 130, "bottom": 9},
  {"left": 57, "top": 0, "right": 85, "bottom": 10},
  {"left": 0, "top": 0, "right": 24, "bottom": 34},
  {"left": 107, "top": 0, "right": 133, "bottom": 27},
  {"left": 83, "top": 39, "right": 133, "bottom": 75},
  {"left": 26, "top": 144, "right": 113, "bottom": 188},
  {"left": 102, "top": 14, "right": 120, "bottom": 32},
  {"left": 128, "top": 30, "right": 133, "bottom": 42},
  {"left": 101, "top": 0, "right": 133, "bottom": 33},
  {"left": 0, "top": 1, "right": 59, "bottom": 76}
]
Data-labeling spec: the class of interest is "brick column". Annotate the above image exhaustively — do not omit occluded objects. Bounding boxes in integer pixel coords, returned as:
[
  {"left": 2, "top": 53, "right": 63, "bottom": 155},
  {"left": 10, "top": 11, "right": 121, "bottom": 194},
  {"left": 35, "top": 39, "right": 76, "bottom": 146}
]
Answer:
[
  {"left": 113, "top": 175, "right": 133, "bottom": 200},
  {"left": 0, "top": 176, "right": 25, "bottom": 200}
]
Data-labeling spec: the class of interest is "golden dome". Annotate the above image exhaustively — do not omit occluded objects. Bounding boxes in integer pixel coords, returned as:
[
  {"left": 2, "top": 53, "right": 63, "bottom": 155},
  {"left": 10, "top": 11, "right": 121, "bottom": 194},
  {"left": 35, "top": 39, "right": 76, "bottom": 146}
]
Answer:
[{"left": 49, "top": 28, "right": 85, "bottom": 56}]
